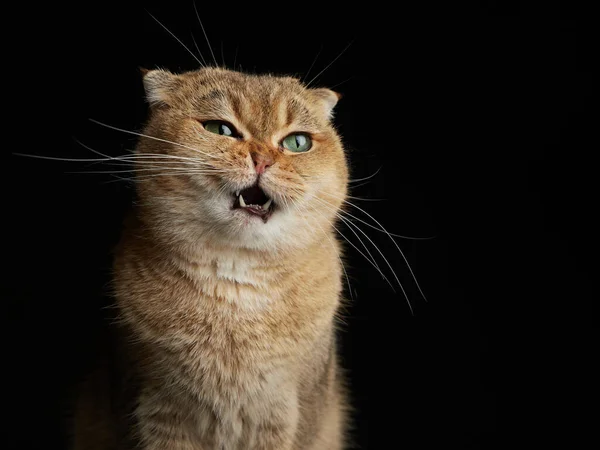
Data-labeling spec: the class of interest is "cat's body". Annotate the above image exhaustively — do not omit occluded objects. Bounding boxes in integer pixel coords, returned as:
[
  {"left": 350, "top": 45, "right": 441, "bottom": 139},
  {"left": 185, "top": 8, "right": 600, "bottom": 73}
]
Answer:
[{"left": 73, "top": 67, "right": 350, "bottom": 449}]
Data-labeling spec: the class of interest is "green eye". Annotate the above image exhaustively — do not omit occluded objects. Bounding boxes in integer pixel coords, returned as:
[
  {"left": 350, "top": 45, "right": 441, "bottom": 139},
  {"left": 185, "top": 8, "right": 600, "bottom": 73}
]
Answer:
[
  {"left": 282, "top": 133, "right": 312, "bottom": 153},
  {"left": 204, "top": 121, "right": 237, "bottom": 137}
]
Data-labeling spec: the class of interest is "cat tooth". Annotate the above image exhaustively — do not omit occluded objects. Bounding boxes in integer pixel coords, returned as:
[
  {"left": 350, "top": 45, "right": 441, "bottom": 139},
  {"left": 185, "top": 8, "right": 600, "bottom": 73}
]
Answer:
[
  {"left": 239, "top": 194, "right": 247, "bottom": 207},
  {"left": 262, "top": 199, "right": 272, "bottom": 210},
  {"left": 235, "top": 190, "right": 240, "bottom": 197}
]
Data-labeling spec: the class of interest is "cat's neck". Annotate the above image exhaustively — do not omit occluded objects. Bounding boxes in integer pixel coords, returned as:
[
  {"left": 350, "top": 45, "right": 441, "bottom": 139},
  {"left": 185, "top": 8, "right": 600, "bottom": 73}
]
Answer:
[
  {"left": 115, "top": 212, "right": 339, "bottom": 314},
  {"left": 120, "top": 210, "right": 334, "bottom": 281}
]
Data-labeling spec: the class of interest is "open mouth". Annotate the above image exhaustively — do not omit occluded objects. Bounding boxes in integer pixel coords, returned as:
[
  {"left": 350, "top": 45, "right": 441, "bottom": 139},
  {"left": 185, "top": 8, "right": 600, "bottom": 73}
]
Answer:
[{"left": 233, "top": 184, "right": 275, "bottom": 222}]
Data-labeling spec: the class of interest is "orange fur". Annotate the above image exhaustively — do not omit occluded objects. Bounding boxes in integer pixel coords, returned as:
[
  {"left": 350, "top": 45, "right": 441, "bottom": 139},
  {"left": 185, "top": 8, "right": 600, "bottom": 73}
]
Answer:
[{"left": 73, "top": 67, "right": 350, "bottom": 449}]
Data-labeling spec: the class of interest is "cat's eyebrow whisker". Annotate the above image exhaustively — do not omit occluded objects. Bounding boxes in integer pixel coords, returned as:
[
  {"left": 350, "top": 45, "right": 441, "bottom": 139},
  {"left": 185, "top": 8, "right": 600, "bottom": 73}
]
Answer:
[
  {"left": 146, "top": 10, "right": 204, "bottom": 68},
  {"left": 190, "top": 33, "right": 208, "bottom": 67},
  {"left": 317, "top": 192, "right": 429, "bottom": 303},
  {"left": 302, "top": 45, "right": 323, "bottom": 84},
  {"left": 193, "top": 2, "right": 218, "bottom": 67},
  {"left": 88, "top": 119, "right": 227, "bottom": 161},
  {"left": 232, "top": 45, "right": 239, "bottom": 72},
  {"left": 328, "top": 77, "right": 354, "bottom": 90},
  {"left": 305, "top": 40, "right": 354, "bottom": 88},
  {"left": 220, "top": 41, "right": 226, "bottom": 69}
]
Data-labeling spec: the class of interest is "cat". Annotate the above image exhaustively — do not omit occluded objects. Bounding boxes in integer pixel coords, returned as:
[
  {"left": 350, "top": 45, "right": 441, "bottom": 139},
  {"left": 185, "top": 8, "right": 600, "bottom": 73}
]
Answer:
[{"left": 71, "top": 66, "right": 351, "bottom": 449}]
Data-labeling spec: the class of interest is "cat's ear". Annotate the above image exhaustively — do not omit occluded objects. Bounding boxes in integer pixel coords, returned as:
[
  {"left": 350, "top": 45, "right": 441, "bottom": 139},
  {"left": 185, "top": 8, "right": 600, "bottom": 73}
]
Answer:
[
  {"left": 140, "top": 68, "right": 181, "bottom": 107},
  {"left": 310, "top": 88, "right": 342, "bottom": 119}
]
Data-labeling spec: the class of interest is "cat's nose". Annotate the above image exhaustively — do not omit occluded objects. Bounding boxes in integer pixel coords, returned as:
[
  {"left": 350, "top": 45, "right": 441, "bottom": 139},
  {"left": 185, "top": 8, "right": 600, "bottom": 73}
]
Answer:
[{"left": 251, "top": 153, "right": 274, "bottom": 175}]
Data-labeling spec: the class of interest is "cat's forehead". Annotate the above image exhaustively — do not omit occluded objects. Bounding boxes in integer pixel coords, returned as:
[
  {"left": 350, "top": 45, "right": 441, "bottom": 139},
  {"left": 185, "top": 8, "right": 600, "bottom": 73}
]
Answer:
[
  {"left": 191, "top": 68, "right": 302, "bottom": 94},
  {"left": 184, "top": 68, "right": 323, "bottom": 134}
]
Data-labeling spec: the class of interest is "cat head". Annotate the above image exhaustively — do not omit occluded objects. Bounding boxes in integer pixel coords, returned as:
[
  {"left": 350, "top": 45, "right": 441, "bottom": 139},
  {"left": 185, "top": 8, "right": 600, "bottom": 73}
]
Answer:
[{"left": 135, "top": 67, "right": 348, "bottom": 253}]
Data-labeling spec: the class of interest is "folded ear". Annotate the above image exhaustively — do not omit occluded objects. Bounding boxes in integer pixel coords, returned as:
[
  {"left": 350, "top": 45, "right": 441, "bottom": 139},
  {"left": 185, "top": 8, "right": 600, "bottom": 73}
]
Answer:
[
  {"left": 140, "top": 68, "right": 180, "bottom": 106},
  {"left": 310, "top": 88, "right": 342, "bottom": 119}
]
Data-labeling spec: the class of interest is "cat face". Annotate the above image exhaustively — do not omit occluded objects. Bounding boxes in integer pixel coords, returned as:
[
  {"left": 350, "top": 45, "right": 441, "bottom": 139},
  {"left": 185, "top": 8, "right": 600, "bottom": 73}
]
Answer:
[{"left": 135, "top": 68, "right": 348, "bottom": 252}]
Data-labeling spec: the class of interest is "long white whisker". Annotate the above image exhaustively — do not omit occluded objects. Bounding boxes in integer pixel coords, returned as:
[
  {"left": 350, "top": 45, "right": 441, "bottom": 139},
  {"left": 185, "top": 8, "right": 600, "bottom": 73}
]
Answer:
[
  {"left": 13, "top": 152, "right": 221, "bottom": 170},
  {"left": 232, "top": 45, "right": 239, "bottom": 71},
  {"left": 344, "top": 195, "right": 386, "bottom": 202},
  {"left": 190, "top": 33, "right": 208, "bottom": 67},
  {"left": 318, "top": 191, "right": 429, "bottom": 302},
  {"left": 328, "top": 76, "right": 354, "bottom": 90},
  {"left": 348, "top": 166, "right": 382, "bottom": 183},
  {"left": 348, "top": 180, "right": 375, "bottom": 190},
  {"left": 146, "top": 10, "right": 203, "bottom": 67},
  {"left": 88, "top": 119, "right": 222, "bottom": 160},
  {"left": 305, "top": 40, "right": 354, "bottom": 88},
  {"left": 288, "top": 195, "right": 353, "bottom": 302},
  {"left": 324, "top": 201, "right": 413, "bottom": 313},
  {"left": 302, "top": 45, "right": 323, "bottom": 83},
  {"left": 123, "top": 171, "right": 227, "bottom": 181},
  {"left": 303, "top": 191, "right": 415, "bottom": 312},
  {"left": 326, "top": 192, "right": 435, "bottom": 240},
  {"left": 67, "top": 167, "right": 227, "bottom": 175},
  {"left": 73, "top": 139, "right": 221, "bottom": 167},
  {"left": 193, "top": 2, "right": 218, "bottom": 66},
  {"left": 288, "top": 189, "right": 395, "bottom": 292}
]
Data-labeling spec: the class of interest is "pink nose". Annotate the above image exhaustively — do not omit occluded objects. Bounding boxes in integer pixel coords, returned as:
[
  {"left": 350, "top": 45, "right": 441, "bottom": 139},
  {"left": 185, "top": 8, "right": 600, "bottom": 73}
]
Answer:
[{"left": 252, "top": 154, "right": 273, "bottom": 175}]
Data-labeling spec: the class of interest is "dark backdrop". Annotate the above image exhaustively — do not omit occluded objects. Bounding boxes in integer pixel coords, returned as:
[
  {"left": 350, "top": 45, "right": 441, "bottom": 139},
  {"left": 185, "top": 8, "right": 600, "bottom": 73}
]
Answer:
[{"left": 4, "top": 2, "right": 593, "bottom": 449}]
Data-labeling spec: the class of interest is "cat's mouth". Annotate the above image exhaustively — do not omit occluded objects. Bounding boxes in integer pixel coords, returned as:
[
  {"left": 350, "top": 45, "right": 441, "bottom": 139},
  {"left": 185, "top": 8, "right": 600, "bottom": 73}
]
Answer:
[{"left": 233, "top": 184, "right": 274, "bottom": 222}]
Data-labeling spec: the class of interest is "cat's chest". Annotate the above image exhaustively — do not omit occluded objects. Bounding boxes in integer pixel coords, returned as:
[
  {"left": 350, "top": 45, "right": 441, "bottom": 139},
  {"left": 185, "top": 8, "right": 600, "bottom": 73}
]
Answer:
[
  {"left": 190, "top": 255, "right": 282, "bottom": 312},
  {"left": 214, "top": 256, "right": 252, "bottom": 283}
]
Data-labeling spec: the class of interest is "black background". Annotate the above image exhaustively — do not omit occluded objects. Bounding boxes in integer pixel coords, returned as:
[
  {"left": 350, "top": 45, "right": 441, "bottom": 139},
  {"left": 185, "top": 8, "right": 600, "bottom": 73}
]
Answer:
[{"left": 4, "top": 2, "right": 593, "bottom": 449}]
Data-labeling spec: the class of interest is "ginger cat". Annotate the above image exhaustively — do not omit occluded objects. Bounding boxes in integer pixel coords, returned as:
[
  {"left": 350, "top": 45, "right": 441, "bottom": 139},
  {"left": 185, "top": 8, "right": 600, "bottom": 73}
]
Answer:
[{"left": 72, "top": 67, "right": 350, "bottom": 449}]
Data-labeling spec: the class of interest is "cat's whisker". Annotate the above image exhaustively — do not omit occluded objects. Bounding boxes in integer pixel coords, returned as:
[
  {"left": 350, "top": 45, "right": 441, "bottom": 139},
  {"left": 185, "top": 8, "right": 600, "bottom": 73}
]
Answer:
[
  {"left": 305, "top": 40, "right": 354, "bottom": 88},
  {"left": 328, "top": 77, "right": 354, "bottom": 90},
  {"left": 288, "top": 188, "right": 395, "bottom": 292},
  {"left": 190, "top": 33, "right": 208, "bottom": 67},
  {"left": 102, "top": 174, "right": 135, "bottom": 185},
  {"left": 287, "top": 195, "right": 353, "bottom": 302},
  {"left": 306, "top": 193, "right": 414, "bottom": 313},
  {"left": 72, "top": 139, "right": 224, "bottom": 169},
  {"left": 17, "top": 150, "right": 225, "bottom": 172},
  {"left": 193, "top": 1, "right": 218, "bottom": 67},
  {"left": 13, "top": 153, "right": 127, "bottom": 163},
  {"left": 302, "top": 45, "right": 323, "bottom": 84},
  {"left": 347, "top": 180, "right": 375, "bottom": 190},
  {"left": 220, "top": 41, "right": 226, "bottom": 69},
  {"left": 316, "top": 191, "right": 429, "bottom": 303},
  {"left": 323, "top": 191, "right": 435, "bottom": 240},
  {"left": 99, "top": 160, "right": 219, "bottom": 170},
  {"left": 232, "top": 45, "right": 239, "bottom": 72},
  {"left": 13, "top": 153, "right": 209, "bottom": 171},
  {"left": 344, "top": 195, "right": 386, "bottom": 202},
  {"left": 126, "top": 171, "right": 227, "bottom": 182},
  {"left": 146, "top": 10, "right": 204, "bottom": 68},
  {"left": 348, "top": 166, "right": 382, "bottom": 184},
  {"left": 67, "top": 168, "right": 227, "bottom": 175},
  {"left": 89, "top": 119, "right": 227, "bottom": 161}
]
